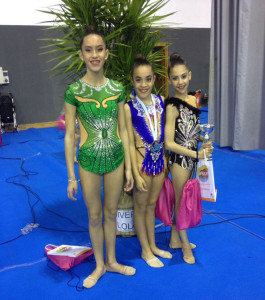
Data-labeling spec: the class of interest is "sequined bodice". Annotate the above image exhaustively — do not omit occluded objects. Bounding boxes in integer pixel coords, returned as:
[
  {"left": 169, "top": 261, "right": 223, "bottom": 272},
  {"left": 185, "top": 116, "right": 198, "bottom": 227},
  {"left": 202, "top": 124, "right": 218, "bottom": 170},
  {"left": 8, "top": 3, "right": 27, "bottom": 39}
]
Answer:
[
  {"left": 128, "top": 94, "right": 165, "bottom": 175},
  {"left": 165, "top": 97, "right": 201, "bottom": 170},
  {"left": 64, "top": 79, "right": 125, "bottom": 173},
  {"left": 174, "top": 100, "right": 200, "bottom": 150}
]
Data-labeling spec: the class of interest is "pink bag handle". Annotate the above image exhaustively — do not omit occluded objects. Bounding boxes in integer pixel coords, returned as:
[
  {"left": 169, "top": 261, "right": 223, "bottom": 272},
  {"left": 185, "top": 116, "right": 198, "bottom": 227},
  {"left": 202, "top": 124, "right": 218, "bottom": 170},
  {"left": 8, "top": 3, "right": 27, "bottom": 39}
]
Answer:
[{"left": 45, "top": 244, "right": 57, "bottom": 252}]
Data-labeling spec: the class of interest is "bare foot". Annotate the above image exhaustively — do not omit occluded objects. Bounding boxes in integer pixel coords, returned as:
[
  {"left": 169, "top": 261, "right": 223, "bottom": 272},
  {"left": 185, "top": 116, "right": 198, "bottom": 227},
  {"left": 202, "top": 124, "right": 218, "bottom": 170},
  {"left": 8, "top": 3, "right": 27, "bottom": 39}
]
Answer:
[
  {"left": 83, "top": 266, "right": 106, "bottom": 289},
  {"left": 106, "top": 262, "right": 136, "bottom": 276},
  {"left": 182, "top": 243, "right": 195, "bottom": 264},
  {"left": 141, "top": 254, "right": 164, "bottom": 268},
  {"left": 151, "top": 247, "right": 172, "bottom": 259}
]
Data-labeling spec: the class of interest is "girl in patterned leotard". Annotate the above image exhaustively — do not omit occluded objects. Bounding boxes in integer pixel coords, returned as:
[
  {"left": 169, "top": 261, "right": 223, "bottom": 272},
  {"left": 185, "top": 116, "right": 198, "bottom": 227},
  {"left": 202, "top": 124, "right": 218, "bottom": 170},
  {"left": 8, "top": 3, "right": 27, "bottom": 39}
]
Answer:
[
  {"left": 64, "top": 26, "right": 135, "bottom": 289},
  {"left": 125, "top": 55, "right": 172, "bottom": 268},
  {"left": 165, "top": 53, "right": 213, "bottom": 264}
]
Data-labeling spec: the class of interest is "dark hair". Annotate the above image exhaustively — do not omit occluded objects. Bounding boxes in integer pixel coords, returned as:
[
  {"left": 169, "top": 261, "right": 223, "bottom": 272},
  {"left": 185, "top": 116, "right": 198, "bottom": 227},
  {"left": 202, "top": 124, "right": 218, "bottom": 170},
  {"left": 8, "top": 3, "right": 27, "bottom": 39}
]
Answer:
[
  {"left": 80, "top": 25, "right": 106, "bottom": 49},
  {"left": 131, "top": 54, "right": 154, "bottom": 77},
  {"left": 168, "top": 52, "right": 189, "bottom": 75}
]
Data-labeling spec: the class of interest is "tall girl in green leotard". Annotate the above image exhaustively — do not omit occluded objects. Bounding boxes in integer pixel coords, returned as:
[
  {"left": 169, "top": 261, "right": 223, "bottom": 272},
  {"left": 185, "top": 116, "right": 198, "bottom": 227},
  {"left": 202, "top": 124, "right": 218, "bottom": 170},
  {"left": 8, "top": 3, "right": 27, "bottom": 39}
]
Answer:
[{"left": 64, "top": 25, "right": 135, "bottom": 289}]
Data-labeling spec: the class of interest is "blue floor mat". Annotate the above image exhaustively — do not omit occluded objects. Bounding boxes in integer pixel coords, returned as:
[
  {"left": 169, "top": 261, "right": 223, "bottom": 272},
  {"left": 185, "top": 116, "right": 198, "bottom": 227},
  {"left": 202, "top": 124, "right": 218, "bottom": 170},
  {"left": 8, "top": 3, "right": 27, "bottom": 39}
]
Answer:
[{"left": 0, "top": 127, "right": 264, "bottom": 300}]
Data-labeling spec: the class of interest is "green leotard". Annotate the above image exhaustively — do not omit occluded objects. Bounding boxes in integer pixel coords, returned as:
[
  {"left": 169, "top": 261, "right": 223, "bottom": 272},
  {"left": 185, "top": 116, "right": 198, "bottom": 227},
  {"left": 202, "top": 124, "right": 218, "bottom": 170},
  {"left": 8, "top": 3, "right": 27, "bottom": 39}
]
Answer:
[{"left": 64, "top": 78, "right": 125, "bottom": 174}]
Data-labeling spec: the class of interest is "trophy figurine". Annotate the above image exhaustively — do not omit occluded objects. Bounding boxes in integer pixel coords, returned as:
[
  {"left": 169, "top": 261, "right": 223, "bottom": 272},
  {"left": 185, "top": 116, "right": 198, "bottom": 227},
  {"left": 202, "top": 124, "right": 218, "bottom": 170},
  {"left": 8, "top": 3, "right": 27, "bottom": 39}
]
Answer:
[{"left": 200, "top": 124, "right": 214, "bottom": 142}]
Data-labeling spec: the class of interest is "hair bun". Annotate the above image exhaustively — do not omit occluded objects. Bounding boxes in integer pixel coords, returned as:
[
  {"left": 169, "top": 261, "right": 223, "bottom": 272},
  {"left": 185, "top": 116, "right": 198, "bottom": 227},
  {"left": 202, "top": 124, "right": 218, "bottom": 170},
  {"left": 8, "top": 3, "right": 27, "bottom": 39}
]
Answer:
[
  {"left": 134, "top": 54, "right": 147, "bottom": 63},
  {"left": 130, "top": 54, "right": 153, "bottom": 76},
  {"left": 170, "top": 52, "right": 183, "bottom": 64},
  {"left": 85, "top": 25, "right": 98, "bottom": 35},
  {"left": 80, "top": 25, "right": 106, "bottom": 49},
  {"left": 168, "top": 52, "right": 188, "bottom": 74}
]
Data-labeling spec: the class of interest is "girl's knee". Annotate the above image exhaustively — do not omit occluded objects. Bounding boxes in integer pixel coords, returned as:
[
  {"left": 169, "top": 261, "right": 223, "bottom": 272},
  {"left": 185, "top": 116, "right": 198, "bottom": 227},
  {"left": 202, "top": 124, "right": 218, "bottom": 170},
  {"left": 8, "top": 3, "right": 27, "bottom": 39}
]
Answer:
[
  {"left": 134, "top": 203, "right": 147, "bottom": 214},
  {"left": 147, "top": 202, "right": 156, "bottom": 211},
  {"left": 89, "top": 212, "right": 102, "bottom": 227},
  {"left": 104, "top": 207, "right": 117, "bottom": 222}
]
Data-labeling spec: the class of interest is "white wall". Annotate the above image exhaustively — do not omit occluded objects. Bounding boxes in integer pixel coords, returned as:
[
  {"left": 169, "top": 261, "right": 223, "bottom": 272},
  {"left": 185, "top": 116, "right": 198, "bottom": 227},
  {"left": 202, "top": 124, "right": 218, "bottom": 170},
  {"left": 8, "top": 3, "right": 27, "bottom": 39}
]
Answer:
[
  {"left": 1, "top": 0, "right": 211, "bottom": 28},
  {"left": 0, "top": 0, "right": 61, "bottom": 26},
  {"left": 155, "top": 0, "right": 212, "bottom": 28}
]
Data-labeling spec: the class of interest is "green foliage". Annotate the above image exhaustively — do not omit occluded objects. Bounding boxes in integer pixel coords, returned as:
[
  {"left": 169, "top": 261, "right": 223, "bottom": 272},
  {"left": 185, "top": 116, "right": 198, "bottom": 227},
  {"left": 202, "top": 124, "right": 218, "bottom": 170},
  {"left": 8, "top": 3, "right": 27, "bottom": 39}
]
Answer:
[{"left": 40, "top": 0, "right": 174, "bottom": 96}]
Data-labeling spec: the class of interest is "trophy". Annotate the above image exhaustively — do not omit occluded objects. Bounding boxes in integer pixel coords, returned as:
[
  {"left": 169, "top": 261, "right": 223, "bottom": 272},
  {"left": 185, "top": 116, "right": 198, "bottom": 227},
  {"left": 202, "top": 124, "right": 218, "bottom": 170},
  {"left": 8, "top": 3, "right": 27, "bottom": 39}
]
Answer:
[{"left": 200, "top": 124, "right": 214, "bottom": 142}]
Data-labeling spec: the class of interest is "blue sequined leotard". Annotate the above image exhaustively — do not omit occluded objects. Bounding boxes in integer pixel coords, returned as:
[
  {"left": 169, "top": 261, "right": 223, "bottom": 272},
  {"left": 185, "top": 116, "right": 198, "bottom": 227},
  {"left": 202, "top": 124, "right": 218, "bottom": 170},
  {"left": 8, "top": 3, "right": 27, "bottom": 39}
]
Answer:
[{"left": 128, "top": 94, "right": 165, "bottom": 176}]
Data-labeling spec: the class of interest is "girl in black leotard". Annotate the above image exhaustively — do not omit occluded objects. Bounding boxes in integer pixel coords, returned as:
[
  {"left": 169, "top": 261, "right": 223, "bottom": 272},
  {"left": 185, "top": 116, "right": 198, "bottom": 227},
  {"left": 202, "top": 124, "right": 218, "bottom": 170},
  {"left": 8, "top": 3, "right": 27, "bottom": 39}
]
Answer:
[{"left": 165, "top": 53, "right": 213, "bottom": 264}]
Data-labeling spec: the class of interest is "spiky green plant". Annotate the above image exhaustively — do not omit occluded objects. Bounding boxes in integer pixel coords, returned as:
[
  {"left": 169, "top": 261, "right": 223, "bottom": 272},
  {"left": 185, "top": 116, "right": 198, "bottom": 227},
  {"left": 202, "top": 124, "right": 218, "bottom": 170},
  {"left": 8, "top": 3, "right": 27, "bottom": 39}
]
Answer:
[{"left": 40, "top": 0, "right": 174, "bottom": 96}]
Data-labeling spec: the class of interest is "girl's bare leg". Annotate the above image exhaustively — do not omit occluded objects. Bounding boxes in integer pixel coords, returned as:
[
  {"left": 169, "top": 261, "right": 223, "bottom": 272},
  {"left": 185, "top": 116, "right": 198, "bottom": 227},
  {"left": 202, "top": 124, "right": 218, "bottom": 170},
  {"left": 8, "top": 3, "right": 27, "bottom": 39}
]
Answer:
[
  {"left": 170, "top": 164, "right": 195, "bottom": 264},
  {"left": 79, "top": 166, "right": 106, "bottom": 288},
  {"left": 169, "top": 223, "right": 182, "bottom": 249},
  {"left": 103, "top": 162, "right": 135, "bottom": 275},
  {"left": 170, "top": 223, "right": 197, "bottom": 250},
  {"left": 145, "top": 172, "right": 172, "bottom": 259},
  {"left": 134, "top": 173, "right": 164, "bottom": 267}
]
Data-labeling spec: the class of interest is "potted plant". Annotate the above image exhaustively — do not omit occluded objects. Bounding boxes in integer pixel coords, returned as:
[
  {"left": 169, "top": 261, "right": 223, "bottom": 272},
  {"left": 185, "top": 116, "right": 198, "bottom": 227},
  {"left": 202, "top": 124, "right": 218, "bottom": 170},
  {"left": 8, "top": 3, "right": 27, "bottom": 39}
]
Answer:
[{"left": 40, "top": 0, "right": 174, "bottom": 96}]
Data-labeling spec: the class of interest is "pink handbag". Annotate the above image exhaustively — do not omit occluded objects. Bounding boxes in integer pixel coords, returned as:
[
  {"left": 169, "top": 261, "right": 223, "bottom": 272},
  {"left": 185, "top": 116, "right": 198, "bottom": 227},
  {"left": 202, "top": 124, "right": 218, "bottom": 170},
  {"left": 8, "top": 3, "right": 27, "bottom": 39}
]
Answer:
[
  {"left": 176, "top": 179, "right": 202, "bottom": 230},
  {"left": 45, "top": 244, "right": 94, "bottom": 271},
  {"left": 155, "top": 175, "right": 175, "bottom": 226},
  {"left": 57, "top": 115, "right": 66, "bottom": 131}
]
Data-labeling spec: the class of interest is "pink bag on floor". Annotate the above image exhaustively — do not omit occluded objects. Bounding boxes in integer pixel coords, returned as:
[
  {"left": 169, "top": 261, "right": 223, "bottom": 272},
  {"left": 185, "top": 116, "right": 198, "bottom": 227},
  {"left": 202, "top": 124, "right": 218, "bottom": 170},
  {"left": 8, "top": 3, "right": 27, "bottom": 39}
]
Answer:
[
  {"left": 176, "top": 179, "right": 202, "bottom": 230},
  {"left": 45, "top": 244, "right": 94, "bottom": 271},
  {"left": 155, "top": 175, "right": 175, "bottom": 226}
]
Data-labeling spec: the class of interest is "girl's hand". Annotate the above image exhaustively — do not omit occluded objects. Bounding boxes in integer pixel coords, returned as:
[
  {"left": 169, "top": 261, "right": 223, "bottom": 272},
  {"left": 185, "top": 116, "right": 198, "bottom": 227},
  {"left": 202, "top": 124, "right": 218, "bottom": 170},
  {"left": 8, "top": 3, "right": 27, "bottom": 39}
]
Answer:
[
  {"left": 198, "top": 147, "right": 213, "bottom": 159},
  {"left": 136, "top": 175, "right": 148, "bottom": 192},
  {"left": 67, "top": 182, "right": 78, "bottom": 201},
  {"left": 124, "top": 169, "right": 134, "bottom": 192},
  {"left": 202, "top": 141, "right": 213, "bottom": 149}
]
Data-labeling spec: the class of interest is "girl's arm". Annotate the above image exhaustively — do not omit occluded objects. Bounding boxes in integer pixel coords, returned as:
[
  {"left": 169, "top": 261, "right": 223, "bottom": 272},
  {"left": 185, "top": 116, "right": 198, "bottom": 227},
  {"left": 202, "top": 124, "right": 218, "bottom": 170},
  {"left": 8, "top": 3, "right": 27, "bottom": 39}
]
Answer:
[
  {"left": 64, "top": 102, "right": 78, "bottom": 200},
  {"left": 118, "top": 101, "right": 134, "bottom": 191},
  {"left": 124, "top": 104, "right": 147, "bottom": 192},
  {"left": 165, "top": 105, "right": 212, "bottom": 159}
]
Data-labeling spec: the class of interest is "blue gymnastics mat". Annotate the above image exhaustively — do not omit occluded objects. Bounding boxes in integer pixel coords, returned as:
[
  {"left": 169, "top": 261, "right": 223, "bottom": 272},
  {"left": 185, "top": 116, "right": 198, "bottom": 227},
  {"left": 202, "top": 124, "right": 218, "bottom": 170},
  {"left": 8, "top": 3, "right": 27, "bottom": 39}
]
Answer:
[{"left": 0, "top": 126, "right": 264, "bottom": 300}]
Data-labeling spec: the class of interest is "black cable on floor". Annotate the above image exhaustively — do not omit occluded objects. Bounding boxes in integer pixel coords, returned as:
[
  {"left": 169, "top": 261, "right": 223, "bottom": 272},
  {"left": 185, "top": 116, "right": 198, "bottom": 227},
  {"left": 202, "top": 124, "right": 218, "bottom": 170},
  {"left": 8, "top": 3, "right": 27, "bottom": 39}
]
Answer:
[
  {"left": 0, "top": 154, "right": 91, "bottom": 292},
  {"left": 0, "top": 156, "right": 88, "bottom": 246},
  {"left": 196, "top": 215, "right": 265, "bottom": 227},
  {"left": 155, "top": 211, "right": 265, "bottom": 248},
  {"left": 0, "top": 234, "right": 24, "bottom": 246},
  {"left": 201, "top": 209, "right": 265, "bottom": 241},
  {"left": 67, "top": 270, "right": 85, "bottom": 292},
  {"left": 38, "top": 225, "right": 87, "bottom": 233}
]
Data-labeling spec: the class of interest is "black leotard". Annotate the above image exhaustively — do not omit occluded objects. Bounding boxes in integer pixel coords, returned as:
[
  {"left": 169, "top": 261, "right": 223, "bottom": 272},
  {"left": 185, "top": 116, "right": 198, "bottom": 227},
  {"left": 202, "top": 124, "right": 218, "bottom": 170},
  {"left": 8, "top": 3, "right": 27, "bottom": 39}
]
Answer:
[{"left": 165, "top": 97, "right": 201, "bottom": 170}]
